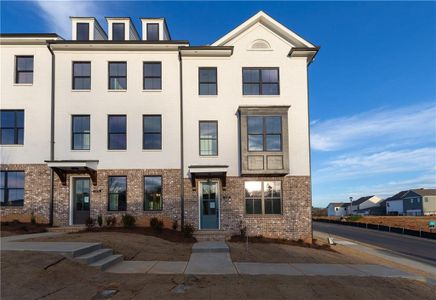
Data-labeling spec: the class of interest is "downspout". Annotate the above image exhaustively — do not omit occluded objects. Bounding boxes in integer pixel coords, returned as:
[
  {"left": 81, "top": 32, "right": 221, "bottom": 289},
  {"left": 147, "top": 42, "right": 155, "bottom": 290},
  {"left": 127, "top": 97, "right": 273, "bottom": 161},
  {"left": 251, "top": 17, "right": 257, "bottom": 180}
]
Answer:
[
  {"left": 46, "top": 43, "right": 55, "bottom": 226},
  {"left": 178, "top": 50, "right": 185, "bottom": 228}
]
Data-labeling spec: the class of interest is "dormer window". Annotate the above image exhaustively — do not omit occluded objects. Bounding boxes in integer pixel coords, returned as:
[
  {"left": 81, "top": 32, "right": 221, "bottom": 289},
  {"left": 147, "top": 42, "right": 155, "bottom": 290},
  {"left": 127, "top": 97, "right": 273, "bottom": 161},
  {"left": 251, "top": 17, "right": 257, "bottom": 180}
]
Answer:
[
  {"left": 112, "top": 23, "right": 125, "bottom": 41},
  {"left": 147, "top": 23, "right": 159, "bottom": 41},
  {"left": 76, "top": 23, "right": 90, "bottom": 41}
]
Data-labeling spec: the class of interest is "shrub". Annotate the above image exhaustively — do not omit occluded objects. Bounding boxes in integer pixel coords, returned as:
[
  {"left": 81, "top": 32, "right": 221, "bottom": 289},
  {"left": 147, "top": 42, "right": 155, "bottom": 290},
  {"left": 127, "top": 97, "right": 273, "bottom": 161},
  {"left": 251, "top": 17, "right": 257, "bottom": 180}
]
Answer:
[
  {"left": 30, "top": 212, "right": 37, "bottom": 225},
  {"left": 181, "top": 223, "right": 195, "bottom": 238},
  {"left": 346, "top": 215, "right": 362, "bottom": 222},
  {"left": 239, "top": 220, "right": 246, "bottom": 238},
  {"left": 172, "top": 220, "right": 178, "bottom": 231},
  {"left": 150, "top": 217, "right": 164, "bottom": 233},
  {"left": 122, "top": 214, "right": 136, "bottom": 228},
  {"left": 85, "top": 217, "right": 95, "bottom": 229},
  {"left": 97, "top": 214, "right": 103, "bottom": 227},
  {"left": 105, "top": 215, "right": 117, "bottom": 227}
]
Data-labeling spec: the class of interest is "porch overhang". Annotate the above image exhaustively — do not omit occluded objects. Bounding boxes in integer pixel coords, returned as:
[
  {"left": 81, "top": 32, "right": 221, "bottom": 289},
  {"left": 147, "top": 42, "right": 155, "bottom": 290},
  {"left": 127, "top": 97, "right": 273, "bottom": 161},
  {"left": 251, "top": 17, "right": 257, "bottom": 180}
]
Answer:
[
  {"left": 45, "top": 160, "right": 99, "bottom": 186},
  {"left": 188, "top": 165, "right": 228, "bottom": 190}
]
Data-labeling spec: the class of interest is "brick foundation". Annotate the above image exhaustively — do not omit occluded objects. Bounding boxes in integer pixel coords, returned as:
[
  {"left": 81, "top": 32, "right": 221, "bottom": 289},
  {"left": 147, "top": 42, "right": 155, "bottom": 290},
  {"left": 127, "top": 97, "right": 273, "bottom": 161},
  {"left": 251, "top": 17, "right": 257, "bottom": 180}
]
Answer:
[{"left": 1, "top": 164, "right": 311, "bottom": 241}]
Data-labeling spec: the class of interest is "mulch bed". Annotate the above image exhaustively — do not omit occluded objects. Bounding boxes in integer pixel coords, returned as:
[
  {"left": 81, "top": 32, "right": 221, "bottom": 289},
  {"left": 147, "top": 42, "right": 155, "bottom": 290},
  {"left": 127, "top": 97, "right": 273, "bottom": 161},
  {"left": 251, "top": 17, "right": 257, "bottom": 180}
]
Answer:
[
  {"left": 78, "top": 226, "right": 196, "bottom": 243},
  {"left": 1, "top": 221, "right": 48, "bottom": 236},
  {"left": 229, "top": 235, "right": 333, "bottom": 251}
]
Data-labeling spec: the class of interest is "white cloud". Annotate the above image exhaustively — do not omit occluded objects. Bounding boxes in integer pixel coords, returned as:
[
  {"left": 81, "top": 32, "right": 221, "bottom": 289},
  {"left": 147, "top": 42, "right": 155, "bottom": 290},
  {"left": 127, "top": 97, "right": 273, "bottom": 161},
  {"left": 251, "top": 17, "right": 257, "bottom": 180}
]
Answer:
[
  {"left": 315, "top": 147, "right": 436, "bottom": 181},
  {"left": 311, "top": 102, "right": 436, "bottom": 151},
  {"left": 33, "top": 0, "right": 101, "bottom": 38}
]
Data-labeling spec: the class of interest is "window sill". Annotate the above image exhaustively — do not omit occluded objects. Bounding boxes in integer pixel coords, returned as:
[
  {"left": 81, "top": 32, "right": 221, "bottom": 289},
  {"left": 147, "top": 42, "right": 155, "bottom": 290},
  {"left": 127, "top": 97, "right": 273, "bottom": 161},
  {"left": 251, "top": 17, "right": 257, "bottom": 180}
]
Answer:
[
  {"left": 142, "top": 89, "right": 162, "bottom": 92},
  {"left": 107, "top": 149, "right": 127, "bottom": 152},
  {"left": 71, "top": 149, "right": 91, "bottom": 152},
  {"left": 1, "top": 205, "right": 24, "bottom": 208},
  {"left": 199, "top": 155, "right": 219, "bottom": 158},
  {"left": 198, "top": 95, "right": 218, "bottom": 97},
  {"left": 242, "top": 95, "right": 280, "bottom": 97},
  {"left": 108, "top": 89, "right": 127, "bottom": 92},
  {"left": 72, "top": 89, "right": 91, "bottom": 92},
  {"left": 244, "top": 214, "right": 283, "bottom": 218},
  {"left": 142, "top": 149, "right": 163, "bottom": 152},
  {"left": 13, "top": 83, "right": 33, "bottom": 86},
  {"left": 0, "top": 144, "right": 24, "bottom": 147},
  {"left": 143, "top": 209, "right": 163, "bottom": 212}
]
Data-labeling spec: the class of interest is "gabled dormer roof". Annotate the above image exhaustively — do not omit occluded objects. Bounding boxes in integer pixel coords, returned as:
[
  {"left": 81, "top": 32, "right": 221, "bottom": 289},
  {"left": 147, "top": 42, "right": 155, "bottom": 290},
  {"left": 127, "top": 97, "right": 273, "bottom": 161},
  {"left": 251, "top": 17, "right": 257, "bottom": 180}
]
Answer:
[{"left": 212, "top": 11, "right": 316, "bottom": 48}]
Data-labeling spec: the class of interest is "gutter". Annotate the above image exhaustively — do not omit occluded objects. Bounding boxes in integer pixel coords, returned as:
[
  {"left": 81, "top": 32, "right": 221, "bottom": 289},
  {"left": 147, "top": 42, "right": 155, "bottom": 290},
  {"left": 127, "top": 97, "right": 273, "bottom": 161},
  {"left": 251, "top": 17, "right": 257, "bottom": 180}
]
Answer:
[
  {"left": 46, "top": 44, "right": 55, "bottom": 226},
  {"left": 178, "top": 51, "right": 185, "bottom": 228}
]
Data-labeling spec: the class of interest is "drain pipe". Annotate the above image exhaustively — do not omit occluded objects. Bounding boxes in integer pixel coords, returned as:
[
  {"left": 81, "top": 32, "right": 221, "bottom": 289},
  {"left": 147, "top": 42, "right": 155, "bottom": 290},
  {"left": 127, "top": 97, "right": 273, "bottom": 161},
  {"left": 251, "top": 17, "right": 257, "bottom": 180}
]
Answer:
[
  {"left": 47, "top": 43, "right": 55, "bottom": 226},
  {"left": 178, "top": 50, "right": 185, "bottom": 228}
]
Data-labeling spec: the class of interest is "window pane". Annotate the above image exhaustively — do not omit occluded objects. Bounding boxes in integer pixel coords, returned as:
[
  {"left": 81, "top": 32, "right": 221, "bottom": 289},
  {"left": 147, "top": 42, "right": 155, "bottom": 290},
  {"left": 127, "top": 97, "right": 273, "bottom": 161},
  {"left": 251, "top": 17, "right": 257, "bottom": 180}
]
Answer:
[
  {"left": 244, "top": 181, "right": 262, "bottom": 198},
  {"left": 17, "top": 72, "right": 33, "bottom": 84},
  {"left": 264, "top": 198, "right": 281, "bottom": 214},
  {"left": 112, "top": 23, "right": 125, "bottom": 41},
  {"left": 73, "top": 63, "right": 90, "bottom": 76},
  {"left": 109, "top": 63, "right": 127, "bottom": 76},
  {"left": 243, "top": 69, "right": 259, "bottom": 83},
  {"left": 261, "top": 69, "right": 278, "bottom": 83},
  {"left": 199, "top": 122, "right": 217, "bottom": 139},
  {"left": 110, "top": 77, "right": 127, "bottom": 89},
  {"left": 143, "top": 116, "right": 161, "bottom": 133},
  {"left": 147, "top": 23, "right": 159, "bottom": 40},
  {"left": 0, "top": 172, "right": 5, "bottom": 188},
  {"left": 8, "top": 189, "right": 24, "bottom": 206},
  {"left": 1, "top": 111, "right": 15, "bottom": 127},
  {"left": 109, "top": 134, "right": 126, "bottom": 150},
  {"left": 262, "top": 83, "right": 279, "bottom": 95},
  {"left": 199, "top": 83, "right": 217, "bottom": 95},
  {"left": 8, "top": 172, "right": 24, "bottom": 188},
  {"left": 200, "top": 139, "right": 217, "bottom": 156},
  {"left": 74, "top": 78, "right": 91, "bottom": 89},
  {"left": 143, "top": 78, "right": 161, "bottom": 90},
  {"left": 109, "top": 177, "right": 126, "bottom": 192},
  {"left": 16, "top": 111, "right": 24, "bottom": 128},
  {"left": 246, "top": 198, "right": 262, "bottom": 214},
  {"left": 199, "top": 68, "right": 216, "bottom": 83},
  {"left": 76, "top": 23, "right": 89, "bottom": 40},
  {"left": 73, "top": 133, "right": 90, "bottom": 150},
  {"left": 243, "top": 83, "right": 260, "bottom": 95},
  {"left": 73, "top": 116, "right": 90, "bottom": 133},
  {"left": 248, "top": 135, "right": 263, "bottom": 151},
  {"left": 108, "top": 177, "right": 126, "bottom": 211},
  {"left": 0, "top": 189, "right": 4, "bottom": 204},
  {"left": 108, "top": 116, "right": 126, "bottom": 132},
  {"left": 265, "top": 117, "right": 281, "bottom": 134},
  {"left": 17, "top": 57, "right": 33, "bottom": 71},
  {"left": 144, "top": 176, "right": 162, "bottom": 210},
  {"left": 143, "top": 133, "right": 161, "bottom": 149},
  {"left": 1, "top": 129, "right": 15, "bottom": 144},
  {"left": 144, "top": 63, "right": 161, "bottom": 77},
  {"left": 264, "top": 181, "right": 281, "bottom": 198},
  {"left": 247, "top": 116, "right": 263, "bottom": 134},
  {"left": 266, "top": 135, "right": 281, "bottom": 151}
]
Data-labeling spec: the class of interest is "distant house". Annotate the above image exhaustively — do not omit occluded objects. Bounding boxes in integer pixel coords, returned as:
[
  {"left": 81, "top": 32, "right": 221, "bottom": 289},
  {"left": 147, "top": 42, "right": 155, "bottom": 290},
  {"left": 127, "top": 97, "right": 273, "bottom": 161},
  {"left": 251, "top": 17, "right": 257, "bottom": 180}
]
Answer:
[
  {"left": 327, "top": 202, "right": 347, "bottom": 216},
  {"left": 386, "top": 189, "right": 436, "bottom": 216},
  {"left": 351, "top": 195, "right": 382, "bottom": 215}
]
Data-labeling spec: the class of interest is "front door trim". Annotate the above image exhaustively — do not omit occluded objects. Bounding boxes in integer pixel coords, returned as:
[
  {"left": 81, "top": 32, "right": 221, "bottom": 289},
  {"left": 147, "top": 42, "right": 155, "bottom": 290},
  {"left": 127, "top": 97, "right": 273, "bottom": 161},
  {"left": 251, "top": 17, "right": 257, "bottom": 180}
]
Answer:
[{"left": 198, "top": 180, "right": 220, "bottom": 230}]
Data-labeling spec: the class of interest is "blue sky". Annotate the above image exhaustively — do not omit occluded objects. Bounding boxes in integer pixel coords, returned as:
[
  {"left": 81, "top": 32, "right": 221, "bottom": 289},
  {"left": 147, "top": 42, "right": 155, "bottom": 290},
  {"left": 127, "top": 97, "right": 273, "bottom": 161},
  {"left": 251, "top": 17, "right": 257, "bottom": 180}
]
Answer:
[{"left": 1, "top": 1, "right": 435, "bottom": 207}]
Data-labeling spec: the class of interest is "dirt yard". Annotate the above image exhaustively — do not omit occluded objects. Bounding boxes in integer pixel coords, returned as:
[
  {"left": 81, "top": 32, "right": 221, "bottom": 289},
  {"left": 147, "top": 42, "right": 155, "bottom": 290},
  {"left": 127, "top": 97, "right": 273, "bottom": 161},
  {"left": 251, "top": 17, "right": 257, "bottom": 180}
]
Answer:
[
  {"left": 26, "top": 232, "right": 193, "bottom": 261},
  {"left": 316, "top": 216, "right": 436, "bottom": 232},
  {"left": 0, "top": 221, "right": 48, "bottom": 237},
  {"left": 1, "top": 251, "right": 435, "bottom": 300}
]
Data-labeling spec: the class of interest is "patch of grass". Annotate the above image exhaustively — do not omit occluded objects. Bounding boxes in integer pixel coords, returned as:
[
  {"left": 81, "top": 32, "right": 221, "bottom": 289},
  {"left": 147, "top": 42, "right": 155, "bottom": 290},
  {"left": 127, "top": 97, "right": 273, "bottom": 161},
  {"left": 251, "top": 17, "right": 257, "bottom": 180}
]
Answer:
[{"left": 346, "top": 215, "right": 362, "bottom": 222}]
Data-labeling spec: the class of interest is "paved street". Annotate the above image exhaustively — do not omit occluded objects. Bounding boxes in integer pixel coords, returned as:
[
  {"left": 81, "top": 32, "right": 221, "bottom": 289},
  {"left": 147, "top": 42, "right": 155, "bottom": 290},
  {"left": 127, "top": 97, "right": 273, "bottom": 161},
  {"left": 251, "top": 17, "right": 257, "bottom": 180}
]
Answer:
[{"left": 314, "top": 221, "right": 436, "bottom": 267}]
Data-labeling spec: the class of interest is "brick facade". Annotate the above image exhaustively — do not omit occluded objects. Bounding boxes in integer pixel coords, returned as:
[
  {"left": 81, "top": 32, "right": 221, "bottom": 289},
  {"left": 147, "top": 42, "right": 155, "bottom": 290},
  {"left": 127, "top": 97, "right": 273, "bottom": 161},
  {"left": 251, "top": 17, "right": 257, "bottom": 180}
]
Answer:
[{"left": 1, "top": 164, "right": 311, "bottom": 241}]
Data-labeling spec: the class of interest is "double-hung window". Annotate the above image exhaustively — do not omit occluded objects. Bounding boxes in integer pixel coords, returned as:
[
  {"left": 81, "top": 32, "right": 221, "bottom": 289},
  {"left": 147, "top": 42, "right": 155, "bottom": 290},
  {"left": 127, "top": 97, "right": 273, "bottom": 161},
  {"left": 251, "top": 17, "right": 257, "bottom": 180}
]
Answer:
[
  {"left": 0, "top": 171, "right": 25, "bottom": 207},
  {"left": 144, "top": 176, "right": 162, "bottom": 211},
  {"left": 143, "top": 62, "right": 162, "bottom": 90},
  {"left": 0, "top": 110, "right": 24, "bottom": 145},
  {"left": 15, "top": 56, "right": 33, "bottom": 84},
  {"left": 199, "top": 67, "right": 217, "bottom": 95},
  {"left": 247, "top": 116, "right": 282, "bottom": 151},
  {"left": 76, "top": 23, "right": 89, "bottom": 40},
  {"left": 147, "top": 23, "right": 159, "bottom": 41},
  {"left": 242, "top": 68, "right": 279, "bottom": 95},
  {"left": 72, "top": 115, "right": 90, "bottom": 150},
  {"left": 143, "top": 115, "right": 162, "bottom": 150},
  {"left": 199, "top": 121, "right": 218, "bottom": 156},
  {"left": 108, "top": 176, "right": 127, "bottom": 211},
  {"left": 108, "top": 115, "right": 126, "bottom": 150},
  {"left": 108, "top": 62, "right": 127, "bottom": 90},
  {"left": 72, "top": 62, "right": 91, "bottom": 90},
  {"left": 112, "top": 23, "right": 125, "bottom": 41},
  {"left": 245, "top": 181, "right": 282, "bottom": 214}
]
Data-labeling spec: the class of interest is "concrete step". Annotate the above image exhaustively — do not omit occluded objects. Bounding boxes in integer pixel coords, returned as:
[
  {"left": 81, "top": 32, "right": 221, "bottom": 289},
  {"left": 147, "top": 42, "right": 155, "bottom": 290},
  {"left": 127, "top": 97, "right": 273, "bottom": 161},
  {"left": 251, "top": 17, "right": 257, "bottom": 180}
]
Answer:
[
  {"left": 47, "top": 226, "right": 86, "bottom": 233},
  {"left": 65, "top": 243, "right": 102, "bottom": 258},
  {"left": 75, "top": 248, "right": 113, "bottom": 264},
  {"left": 194, "top": 230, "right": 230, "bottom": 242},
  {"left": 89, "top": 254, "right": 123, "bottom": 271},
  {"left": 192, "top": 241, "right": 229, "bottom": 253}
]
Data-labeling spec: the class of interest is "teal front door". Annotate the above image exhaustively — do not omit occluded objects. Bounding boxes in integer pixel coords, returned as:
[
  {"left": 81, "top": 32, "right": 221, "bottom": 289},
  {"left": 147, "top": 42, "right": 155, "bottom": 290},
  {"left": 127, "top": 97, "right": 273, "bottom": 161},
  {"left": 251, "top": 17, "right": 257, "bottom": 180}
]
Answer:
[{"left": 200, "top": 181, "right": 219, "bottom": 229}]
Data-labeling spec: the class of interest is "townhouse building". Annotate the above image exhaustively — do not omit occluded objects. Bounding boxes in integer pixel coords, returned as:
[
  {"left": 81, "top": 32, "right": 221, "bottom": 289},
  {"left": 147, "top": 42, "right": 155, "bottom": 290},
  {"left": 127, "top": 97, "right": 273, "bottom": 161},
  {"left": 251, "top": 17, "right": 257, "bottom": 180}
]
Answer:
[{"left": 0, "top": 11, "right": 319, "bottom": 241}]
